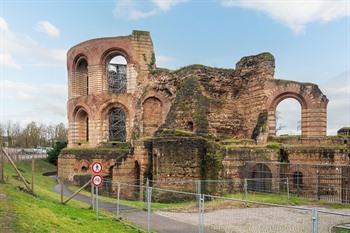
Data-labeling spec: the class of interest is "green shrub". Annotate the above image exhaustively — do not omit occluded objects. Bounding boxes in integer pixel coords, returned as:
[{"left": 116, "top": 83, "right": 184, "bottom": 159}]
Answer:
[{"left": 47, "top": 141, "right": 67, "bottom": 165}]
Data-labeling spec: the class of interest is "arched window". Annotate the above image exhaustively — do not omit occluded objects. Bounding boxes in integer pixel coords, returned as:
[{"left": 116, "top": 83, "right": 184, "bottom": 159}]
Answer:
[
  {"left": 108, "top": 107, "right": 126, "bottom": 142},
  {"left": 75, "top": 57, "right": 88, "bottom": 96},
  {"left": 76, "top": 109, "right": 89, "bottom": 143},
  {"left": 107, "top": 55, "right": 127, "bottom": 93}
]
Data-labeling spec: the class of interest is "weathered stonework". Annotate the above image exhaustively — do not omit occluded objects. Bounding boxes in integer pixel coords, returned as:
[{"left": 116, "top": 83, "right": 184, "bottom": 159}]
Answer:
[{"left": 58, "top": 30, "right": 349, "bottom": 202}]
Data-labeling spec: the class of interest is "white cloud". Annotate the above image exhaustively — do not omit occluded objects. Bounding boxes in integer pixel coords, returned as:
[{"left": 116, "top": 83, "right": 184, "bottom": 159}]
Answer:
[
  {"left": 221, "top": 0, "right": 350, "bottom": 33},
  {"left": 152, "top": 0, "right": 187, "bottom": 11},
  {"left": 320, "top": 70, "right": 350, "bottom": 135},
  {"left": 156, "top": 55, "right": 174, "bottom": 67},
  {"left": 1, "top": 79, "right": 67, "bottom": 124},
  {"left": 0, "top": 17, "right": 66, "bottom": 67},
  {"left": 35, "top": 20, "right": 60, "bottom": 38},
  {"left": 0, "top": 17, "right": 9, "bottom": 31},
  {"left": 0, "top": 53, "right": 21, "bottom": 69},
  {"left": 113, "top": 0, "right": 186, "bottom": 20}
]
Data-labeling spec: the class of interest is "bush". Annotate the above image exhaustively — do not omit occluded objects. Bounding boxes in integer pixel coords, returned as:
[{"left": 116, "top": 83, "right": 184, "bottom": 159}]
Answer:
[{"left": 47, "top": 141, "right": 67, "bottom": 165}]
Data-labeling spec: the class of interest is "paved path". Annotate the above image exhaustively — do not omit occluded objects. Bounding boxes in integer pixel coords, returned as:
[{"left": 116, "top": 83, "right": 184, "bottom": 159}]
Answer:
[{"left": 53, "top": 182, "right": 217, "bottom": 233}]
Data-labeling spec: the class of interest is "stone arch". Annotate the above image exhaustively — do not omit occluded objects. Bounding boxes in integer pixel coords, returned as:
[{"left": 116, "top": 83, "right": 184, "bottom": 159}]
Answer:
[
  {"left": 102, "top": 49, "right": 132, "bottom": 94},
  {"left": 142, "top": 97, "right": 163, "bottom": 136},
  {"left": 74, "top": 107, "right": 89, "bottom": 144},
  {"left": 269, "top": 92, "right": 306, "bottom": 136},
  {"left": 100, "top": 102, "right": 130, "bottom": 142},
  {"left": 73, "top": 55, "right": 89, "bottom": 97},
  {"left": 266, "top": 82, "right": 328, "bottom": 139},
  {"left": 101, "top": 48, "right": 131, "bottom": 65},
  {"left": 248, "top": 163, "right": 272, "bottom": 192}
]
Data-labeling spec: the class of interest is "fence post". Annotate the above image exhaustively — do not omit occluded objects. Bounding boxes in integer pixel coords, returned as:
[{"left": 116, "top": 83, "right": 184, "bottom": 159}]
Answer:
[
  {"left": 31, "top": 155, "right": 35, "bottom": 194},
  {"left": 145, "top": 178, "right": 149, "bottom": 209},
  {"left": 117, "top": 182, "right": 120, "bottom": 217},
  {"left": 286, "top": 177, "right": 290, "bottom": 200},
  {"left": 0, "top": 149, "right": 4, "bottom": 183},
  {"left": 316, "top": 168, "right": 320, "bottom": 200},
  {"left": 296, "top": 164, "right": 300, "bottom": 196},
  {"left": 197, "top": 179, "right": 202, "bottom": 195},
  {"left": 198, "top": 194, "right": 205, "bottom": 233},
  {"left": 60, "top": 178, "right": 64, "bottom": 204},
  {"left": 311, "top": 208, "right": 318, "bottom": 233},
  {"left": 244, "top": 178, "right": 248, "bottom": 200},
  {"left": 147, "top": 186, "right": 152, "bottom": 232}
]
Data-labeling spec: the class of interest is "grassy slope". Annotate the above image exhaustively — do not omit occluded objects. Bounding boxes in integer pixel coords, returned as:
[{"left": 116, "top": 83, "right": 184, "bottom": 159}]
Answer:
[{"left": 0, "top": 159, "right": 141, "bottom": 233}]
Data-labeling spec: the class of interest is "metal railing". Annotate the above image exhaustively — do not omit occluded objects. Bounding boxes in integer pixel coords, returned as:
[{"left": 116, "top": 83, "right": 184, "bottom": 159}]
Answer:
[{"left": 86, "top": 178, "right": 350, "bottom": 233}]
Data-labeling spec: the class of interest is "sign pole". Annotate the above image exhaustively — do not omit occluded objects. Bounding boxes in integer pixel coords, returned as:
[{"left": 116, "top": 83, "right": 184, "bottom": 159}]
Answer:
[
  {"left": 96, "top": 186, "right": 99, "bottom": 220},
  {"left": 91, "top": 180, "right": 94, "bottom": 210}
]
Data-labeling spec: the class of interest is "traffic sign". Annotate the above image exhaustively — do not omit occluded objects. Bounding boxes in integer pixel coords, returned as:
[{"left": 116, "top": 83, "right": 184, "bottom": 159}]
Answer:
[
  {"left": 91, "top": 161, "right": 102, "bottom": 174},
  {"left": 92, "top": 175, "right": 103, "bottom": 187}
]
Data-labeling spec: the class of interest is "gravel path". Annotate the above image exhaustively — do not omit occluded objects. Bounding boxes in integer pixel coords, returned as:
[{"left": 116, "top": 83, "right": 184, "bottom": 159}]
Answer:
[{"left": 156, "top": 207, "right": 350, "bottom": 233}]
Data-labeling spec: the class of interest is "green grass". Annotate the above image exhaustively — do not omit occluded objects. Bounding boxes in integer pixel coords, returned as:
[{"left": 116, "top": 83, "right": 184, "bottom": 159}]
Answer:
[
  {"left": 0, "top": 159, "right": 142, "bottom": 233},
  {"left": 335, "top": 227, "right": 350, "bottom": 233},
  {"left": 69, "top": 185, "right": 197, "bottom": 211},
  {"left": 225, "top": 192, "right": 350, "bottom": 209}
]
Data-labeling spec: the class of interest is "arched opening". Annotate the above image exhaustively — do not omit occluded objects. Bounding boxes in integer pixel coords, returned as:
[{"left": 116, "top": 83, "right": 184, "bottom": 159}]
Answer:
[
  {"left": 81, "top": 166, "right": 88, "bottom": 172},
  {"left": 276, "top": 98, "right": 301, "bottom": 136},
  {"left": 187, "top": 121, "right": 194, "bottom": 132},
  {"left": 248, "top": 163, "right": 272, "bottom": 192},
  {"left": 293, "top": 171, "right": 303, "bottom": 189},
  {"left": 107, "top": 55, "right": 127, "bottom": 93},
  {"left": 142, "top": 97, "right": 162, "bottom": 136},
  {"left": 108, "top": 107, "right": 126, "bottom": 142},
  {"left": 75, "top": 108, "right": 89, "bottom": 143},
  {"left": 75, "top": 57, "right": 88, "bottom": 96}
]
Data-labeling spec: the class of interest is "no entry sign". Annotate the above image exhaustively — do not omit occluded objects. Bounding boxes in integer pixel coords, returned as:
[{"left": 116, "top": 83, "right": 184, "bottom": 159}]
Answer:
[
  {"left": 91, "top": 161, "right": 102, "bottom": 174},
  {"left": 92, "top": 175, "right": 103, "bottom": 187}
]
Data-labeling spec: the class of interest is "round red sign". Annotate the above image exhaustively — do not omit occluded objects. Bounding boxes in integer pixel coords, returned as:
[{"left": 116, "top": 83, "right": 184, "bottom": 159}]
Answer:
[
  {"left": 92, "top": 175, "right": 103, "bottom": 187},
  {"left": 91, "top": 161, "right": 103, "bottom": 174}
]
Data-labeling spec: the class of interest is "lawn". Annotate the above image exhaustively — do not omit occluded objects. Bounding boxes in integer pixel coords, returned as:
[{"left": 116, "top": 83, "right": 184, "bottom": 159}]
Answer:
[{"left": 0, "top": 159, "right": 143, "bottom": 233}]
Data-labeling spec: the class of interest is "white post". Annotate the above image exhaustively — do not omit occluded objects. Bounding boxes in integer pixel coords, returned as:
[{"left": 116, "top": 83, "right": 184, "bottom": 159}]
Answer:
[
  {"left": 91, "top": 182, "right": 94, "bottom": 210},
  {"left": 96, "top": 186, "right": 99, "bottom": 220},
  {"left": 147, "top": 187, "right": 152, "bottom": 232},
  {"left": 286, "top": 177, "right": 290, "bottom": 200},
  {"left": 244, "top": 179, "right": 248, "bottom": 200},
  {"left": 311, "top": 208, "right": 318, "bottom": 233},
  {"left": 117, "top": 182, "right": 120, "bottom": 217}
]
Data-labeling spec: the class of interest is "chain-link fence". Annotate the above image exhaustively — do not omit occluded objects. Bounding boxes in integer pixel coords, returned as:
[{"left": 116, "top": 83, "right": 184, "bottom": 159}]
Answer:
[{"left": 85, "top": 178, "right": 350, "bottom": 233}]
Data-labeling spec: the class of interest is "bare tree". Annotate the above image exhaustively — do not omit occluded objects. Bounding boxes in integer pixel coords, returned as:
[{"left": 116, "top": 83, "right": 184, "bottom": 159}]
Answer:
[{"left": 275, "top": 111, "right": 285, "bottom": 134}]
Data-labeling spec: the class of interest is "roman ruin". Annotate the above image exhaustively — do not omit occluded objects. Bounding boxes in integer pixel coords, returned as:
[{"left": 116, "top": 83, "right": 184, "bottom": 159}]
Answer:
[{"left": 58, "top": 30, "right": 350, "bottom": 202}]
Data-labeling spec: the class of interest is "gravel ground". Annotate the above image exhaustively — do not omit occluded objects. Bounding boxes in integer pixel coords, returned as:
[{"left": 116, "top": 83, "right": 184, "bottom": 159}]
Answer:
[{"left": 156, "top": 207, "right": 350, "bottom": 233}]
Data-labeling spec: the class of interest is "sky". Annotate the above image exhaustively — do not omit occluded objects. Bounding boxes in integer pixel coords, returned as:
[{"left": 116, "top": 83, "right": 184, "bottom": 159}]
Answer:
[{"left": 0, "top": 0, "right": 349, "bottom": 135}]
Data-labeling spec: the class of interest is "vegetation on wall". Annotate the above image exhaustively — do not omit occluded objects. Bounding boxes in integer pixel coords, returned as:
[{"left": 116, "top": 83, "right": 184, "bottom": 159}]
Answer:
[
  {"left": 61, "top": 147, "right": 130, "bottom": 159},
  {"left": 161, "top": 76, "right": 209, "bottom": 135}
]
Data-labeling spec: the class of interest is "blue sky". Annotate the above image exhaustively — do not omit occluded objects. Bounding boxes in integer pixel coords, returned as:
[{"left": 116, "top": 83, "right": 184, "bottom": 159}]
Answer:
[{"left": 0, "top": 0, "right": 349, "bottom": 135}]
